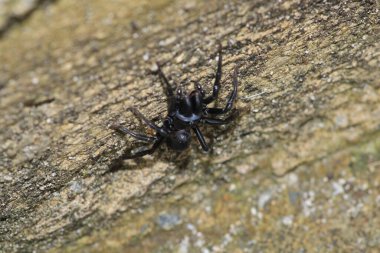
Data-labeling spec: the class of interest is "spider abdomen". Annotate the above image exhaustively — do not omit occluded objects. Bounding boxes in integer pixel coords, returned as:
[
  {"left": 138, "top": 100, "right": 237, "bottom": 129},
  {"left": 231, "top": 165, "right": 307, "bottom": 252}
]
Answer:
[{"left": 166, "top": 129, "right": 191, "bottom": 151}]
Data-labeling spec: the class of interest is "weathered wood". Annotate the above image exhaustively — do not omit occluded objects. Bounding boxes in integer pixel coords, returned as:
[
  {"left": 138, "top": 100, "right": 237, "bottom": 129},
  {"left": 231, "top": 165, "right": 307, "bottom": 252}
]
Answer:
[{"left": 0, "top": 0, "right": 379, "bottom": 252}]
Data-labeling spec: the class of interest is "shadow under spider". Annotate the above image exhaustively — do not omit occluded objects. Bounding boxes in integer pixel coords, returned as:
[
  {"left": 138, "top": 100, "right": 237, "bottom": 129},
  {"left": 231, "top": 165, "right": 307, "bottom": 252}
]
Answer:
[{"left": 105, "top": 147, "right": 192, "bottom": 174}]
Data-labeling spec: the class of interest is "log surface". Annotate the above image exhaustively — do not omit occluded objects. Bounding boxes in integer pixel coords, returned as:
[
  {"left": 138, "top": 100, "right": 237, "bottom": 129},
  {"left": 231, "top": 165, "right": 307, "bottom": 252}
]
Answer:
[{"left": 0, "top": 0, "right": 379, "bottom": 252}]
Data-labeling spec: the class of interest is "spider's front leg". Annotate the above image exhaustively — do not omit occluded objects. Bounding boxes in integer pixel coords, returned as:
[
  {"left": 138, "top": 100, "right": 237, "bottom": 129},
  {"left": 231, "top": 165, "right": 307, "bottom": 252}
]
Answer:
[
  {"left": 156, "top": 64, "right": 176, "bottom": 114},
  {"left": 202, "top": 109, "right": 239, "bottom": 126},
  {"left": 204, "top": 43, "right": 222, "bottom": 104},
  {"left": 204, "top": 66, "right": 238, "bottom": 115}
]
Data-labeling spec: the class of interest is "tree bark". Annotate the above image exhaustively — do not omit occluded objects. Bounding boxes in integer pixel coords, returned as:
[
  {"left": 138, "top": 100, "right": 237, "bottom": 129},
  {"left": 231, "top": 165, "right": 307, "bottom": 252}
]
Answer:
[{"left": 0, "top": 0, "right": 379, "bottom": 252}]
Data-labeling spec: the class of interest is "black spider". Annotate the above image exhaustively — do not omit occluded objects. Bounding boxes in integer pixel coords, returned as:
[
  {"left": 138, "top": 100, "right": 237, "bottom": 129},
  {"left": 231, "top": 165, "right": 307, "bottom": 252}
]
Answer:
[{"left": 111, "top": 44, "right": 238, "bottom": 159}]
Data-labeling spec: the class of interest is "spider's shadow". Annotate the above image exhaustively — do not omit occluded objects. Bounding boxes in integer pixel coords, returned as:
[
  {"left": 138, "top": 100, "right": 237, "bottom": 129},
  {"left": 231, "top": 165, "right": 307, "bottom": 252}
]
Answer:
[{"left": 106, "top": 144, "right": 192, "bottom": 174}]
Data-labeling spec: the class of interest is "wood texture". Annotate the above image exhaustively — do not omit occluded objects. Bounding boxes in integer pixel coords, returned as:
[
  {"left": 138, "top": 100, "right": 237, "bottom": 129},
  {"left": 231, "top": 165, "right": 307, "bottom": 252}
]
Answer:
[{"left": 0, "top": 0, "right": 379, "bottom": 252}]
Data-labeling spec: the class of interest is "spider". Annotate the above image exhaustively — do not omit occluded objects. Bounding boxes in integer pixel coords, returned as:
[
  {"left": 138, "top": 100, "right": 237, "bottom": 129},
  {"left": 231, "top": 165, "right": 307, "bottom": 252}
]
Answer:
[{"left": 111, "top": 44, "right": 238, "bottom": 159}]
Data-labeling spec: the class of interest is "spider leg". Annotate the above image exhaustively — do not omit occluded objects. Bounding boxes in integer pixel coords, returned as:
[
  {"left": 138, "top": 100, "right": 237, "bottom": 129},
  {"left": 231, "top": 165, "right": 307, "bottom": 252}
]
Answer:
[
  {"left": 156, "top": 64, "right": 176, "bottom": 114},
  {"left": 204, "top": 66, "right": 238, "bottom": 115},
  {"left": 122, "top": 137, "right": 164, "bottom": 159},
  {"left": 192, "top": 125, "right": 209, "bottom": 151},
  {"left": 204, "top": 43, "right": 222, "bottom": 104},
  {"left": 128, "top": 107, "right": 168, "bottom": 136},
  {"left": 110, "top": 124, "right": 157, "bottom": 142},
  {"left": 201, "top": 109, "right": 239, "bottom": 125}
]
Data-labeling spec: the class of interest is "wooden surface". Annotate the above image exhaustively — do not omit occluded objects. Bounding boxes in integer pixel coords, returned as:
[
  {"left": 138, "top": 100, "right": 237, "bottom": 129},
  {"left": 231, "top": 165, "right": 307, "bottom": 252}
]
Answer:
[{"left": 0, "top": 0, "right": 380, "bottom": 252}]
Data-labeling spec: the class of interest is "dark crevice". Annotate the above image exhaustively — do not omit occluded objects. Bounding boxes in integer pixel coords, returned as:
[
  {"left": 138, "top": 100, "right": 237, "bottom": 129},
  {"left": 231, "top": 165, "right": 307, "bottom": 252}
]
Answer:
[
  {"left": 0, "top": 0, "right": 59, "bottom": 39},
  {"left": 23, "top": 97, "right": 55, "bottom": 107}
]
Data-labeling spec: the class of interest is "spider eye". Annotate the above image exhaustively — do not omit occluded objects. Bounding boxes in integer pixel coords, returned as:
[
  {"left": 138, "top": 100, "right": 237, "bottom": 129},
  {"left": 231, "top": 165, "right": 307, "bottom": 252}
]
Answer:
[
  {"left": 176, "top": 87, "right": 184, "bottom": 96},
  {"left": 166, "top": 130, "right": 191, "bottom": 151}
]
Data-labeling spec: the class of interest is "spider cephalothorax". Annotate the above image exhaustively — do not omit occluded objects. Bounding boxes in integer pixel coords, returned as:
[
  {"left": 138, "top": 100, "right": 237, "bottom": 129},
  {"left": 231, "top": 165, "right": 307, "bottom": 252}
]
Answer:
[{"left": 111, "top": 44, "right": 238, "bottom": 159}]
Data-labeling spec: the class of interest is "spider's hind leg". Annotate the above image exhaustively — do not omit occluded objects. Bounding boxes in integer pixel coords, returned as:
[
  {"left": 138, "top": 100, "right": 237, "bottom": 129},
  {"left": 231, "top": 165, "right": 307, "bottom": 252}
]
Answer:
[
  {"left": 110, "top": 125, "right": 157, "bottom": 142},
  {"left": 122, "top": 137, "right": 164, "bottom": 159},
  {"left": 128, "top": 107, "right": 168, "bottom": 137}
]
